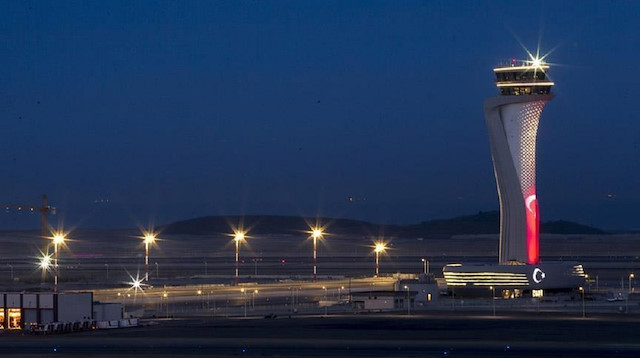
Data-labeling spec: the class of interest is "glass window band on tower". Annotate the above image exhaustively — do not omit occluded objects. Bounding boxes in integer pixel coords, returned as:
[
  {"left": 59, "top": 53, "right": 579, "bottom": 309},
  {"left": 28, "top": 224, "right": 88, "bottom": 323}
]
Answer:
[{"left": 494, "top": 61, "right": 553, "bottom": 96}]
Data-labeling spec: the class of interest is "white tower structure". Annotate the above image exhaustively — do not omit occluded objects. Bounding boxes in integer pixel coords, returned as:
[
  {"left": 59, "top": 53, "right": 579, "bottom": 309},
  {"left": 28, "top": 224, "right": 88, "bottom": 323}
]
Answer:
[
  {"left": 484, "top": 58, "right": 554, "bottom": 265},
  {"left": 442, "top": 56, "right": 586, "bottom": 295}
]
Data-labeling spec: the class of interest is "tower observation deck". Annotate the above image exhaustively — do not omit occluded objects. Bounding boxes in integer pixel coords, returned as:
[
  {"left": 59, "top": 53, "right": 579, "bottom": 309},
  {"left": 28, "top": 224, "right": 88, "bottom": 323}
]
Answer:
[
  {"left": 484, "top": 58, "right": 554, "bottom": 265},
  {"left": 493, "top": 59, "right": 554, "bottom": 96}
]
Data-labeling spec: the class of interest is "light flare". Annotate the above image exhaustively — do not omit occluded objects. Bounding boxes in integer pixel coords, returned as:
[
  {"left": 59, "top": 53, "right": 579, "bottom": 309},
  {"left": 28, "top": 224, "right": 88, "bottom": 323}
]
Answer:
[
  {"left": 48, "top": 228, "right": 70, "bottom": 248},
  {"left": 38, "top": 253, "right": 52, "bottom": 270},
  {"left": 374, "top": 242, "right": 387, "bottom": 253},
  {"left": 233, "top": 231, "right": 246, "bottom": 243},
  {"left": 126, "top": 272, "right": 146, "bottom": 295},
  {"left": 142, "top": 232, "right": 157, "bottom": 244},
  {"left": 52, "top": 233, "right": 65, "bottom": 245},
  {"left": 311, "top": 228, "right": 323, "bottom": 240}
]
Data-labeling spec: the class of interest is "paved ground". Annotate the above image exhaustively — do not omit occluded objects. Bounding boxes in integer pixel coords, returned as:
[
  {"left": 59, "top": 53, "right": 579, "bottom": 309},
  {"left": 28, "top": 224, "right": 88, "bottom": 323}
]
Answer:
[
  {"left": 1, "top": 230, "right": 639, "bottom": 356},
  {"left": 1, "top": 230, "right": 639, "bottom": 292},
  {"left": 3, "top": 312, "right": 640, "bottom": 357}
]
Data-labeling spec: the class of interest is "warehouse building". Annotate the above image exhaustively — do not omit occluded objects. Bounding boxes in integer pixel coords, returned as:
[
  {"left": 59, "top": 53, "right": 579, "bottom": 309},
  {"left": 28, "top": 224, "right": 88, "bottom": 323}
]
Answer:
[{"left": 0, "top": 292, "right": 93, "bottom": 330}]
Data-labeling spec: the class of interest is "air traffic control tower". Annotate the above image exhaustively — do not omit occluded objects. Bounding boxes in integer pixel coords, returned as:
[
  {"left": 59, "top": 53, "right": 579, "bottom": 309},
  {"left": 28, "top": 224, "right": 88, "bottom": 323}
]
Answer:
[
  {"left": 484, "top": 58, "right": 553, "bottom": 265},
  {"left": 443, "top": 57, "right": 586, "bottom": 297}
]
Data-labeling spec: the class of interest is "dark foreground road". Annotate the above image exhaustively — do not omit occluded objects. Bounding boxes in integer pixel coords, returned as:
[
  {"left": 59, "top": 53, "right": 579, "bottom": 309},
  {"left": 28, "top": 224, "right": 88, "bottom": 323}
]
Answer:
[{"left": 2, "top": 312, "right": 640, "bottom": 357}]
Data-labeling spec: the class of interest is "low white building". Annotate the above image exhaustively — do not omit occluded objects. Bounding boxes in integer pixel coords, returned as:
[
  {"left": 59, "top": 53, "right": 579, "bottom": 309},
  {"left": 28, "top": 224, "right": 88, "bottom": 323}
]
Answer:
[
  {"left": 351, "top": 291, "right": 417, "bottom": 311},
  {"left": 93, "top": 302, "right": 123, "bottom": 322},
  {"left": 395, "top": 274, "right": 440, "bottom": 304}
]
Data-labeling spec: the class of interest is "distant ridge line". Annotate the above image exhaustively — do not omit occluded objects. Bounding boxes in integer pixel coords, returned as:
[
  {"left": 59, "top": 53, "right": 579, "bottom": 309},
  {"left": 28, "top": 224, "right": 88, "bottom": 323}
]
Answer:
[{"left": 161, "top": 211, "right": 606, "bottom": 237}]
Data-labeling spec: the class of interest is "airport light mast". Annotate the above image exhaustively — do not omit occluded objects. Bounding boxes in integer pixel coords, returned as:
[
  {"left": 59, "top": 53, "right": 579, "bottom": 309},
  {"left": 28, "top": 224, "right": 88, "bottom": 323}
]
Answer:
[
  {"left": 374, "top": 242, "right": 387, "bottom": 277},
  {"left": 143, "top": 232, "right": 156, "bottom": 281},
  {"left": 51, "top": 231, "right": 66, "bottom": 292},
  {"left": 233, "top": 231, "right": 246, "bottom": 285},
  {"left": 311, "top": 228, "right": 323, "bottom": 282}
]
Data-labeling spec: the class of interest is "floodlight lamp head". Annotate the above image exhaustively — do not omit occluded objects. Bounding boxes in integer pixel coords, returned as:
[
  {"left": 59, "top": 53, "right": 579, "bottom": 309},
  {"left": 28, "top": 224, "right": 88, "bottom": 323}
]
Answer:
[
  {"left": 234, "top": 231, "right": 246, "bottom": 242},
  {"left": 52, "top": 234, "right": 65, "bottom": 245},
  {"left": 143, "top": 233, "right": 156, "bottom": 244},
  {"left": 374, "top": 242, "right": 387, "bottom": 253}
]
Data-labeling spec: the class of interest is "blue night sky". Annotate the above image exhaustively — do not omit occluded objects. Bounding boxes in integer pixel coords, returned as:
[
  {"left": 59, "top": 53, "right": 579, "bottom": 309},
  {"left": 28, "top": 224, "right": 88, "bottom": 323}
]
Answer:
[{"left": 1, "top": 1, "right": 638, "bottom": 230}]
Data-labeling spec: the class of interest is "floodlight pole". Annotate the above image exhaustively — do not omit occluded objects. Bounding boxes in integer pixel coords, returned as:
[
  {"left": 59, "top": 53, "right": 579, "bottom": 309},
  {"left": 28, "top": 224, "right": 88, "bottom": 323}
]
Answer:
[
  {"left": 145, "top": 240, "right": 150, "bottom": 281},
  {"left": 235, "top": 239, "right": 239, "bottom": 285},
  {"left": 54, "top": 241, "right": 59, "bottom": 293},
  {"left": 313, "top": 236, "right": 317, "bottom": 282}
]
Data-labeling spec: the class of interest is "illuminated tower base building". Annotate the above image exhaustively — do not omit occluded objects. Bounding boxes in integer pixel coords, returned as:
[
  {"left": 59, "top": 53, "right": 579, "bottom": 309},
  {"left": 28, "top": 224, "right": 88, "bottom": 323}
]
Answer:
[{"left": 443, "top": 57, "right": 585, "bottom": 296}]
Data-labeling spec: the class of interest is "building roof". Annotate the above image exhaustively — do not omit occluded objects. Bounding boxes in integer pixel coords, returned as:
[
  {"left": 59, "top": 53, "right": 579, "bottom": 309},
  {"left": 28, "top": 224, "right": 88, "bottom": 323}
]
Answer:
[{"left": 351, "top": 290, "right": 417, "bottom": 298}]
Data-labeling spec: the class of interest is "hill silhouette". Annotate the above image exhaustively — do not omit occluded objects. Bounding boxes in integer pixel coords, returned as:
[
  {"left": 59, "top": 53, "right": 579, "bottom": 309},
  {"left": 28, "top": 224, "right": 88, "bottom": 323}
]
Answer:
[{"left": 161, "top": 211, "right": 606, "bottom": 237}]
